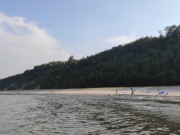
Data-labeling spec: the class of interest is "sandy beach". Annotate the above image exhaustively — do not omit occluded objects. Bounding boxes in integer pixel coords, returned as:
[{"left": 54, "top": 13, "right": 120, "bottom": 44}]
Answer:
[{"left": 1, "top": 86, "right": 180, "bottom": 96}]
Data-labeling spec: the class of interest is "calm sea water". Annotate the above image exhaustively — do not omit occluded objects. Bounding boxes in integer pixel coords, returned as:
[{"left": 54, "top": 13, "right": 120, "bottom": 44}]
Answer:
[{"left": 0, "top": 93, "right": 180, "bottom": 135}]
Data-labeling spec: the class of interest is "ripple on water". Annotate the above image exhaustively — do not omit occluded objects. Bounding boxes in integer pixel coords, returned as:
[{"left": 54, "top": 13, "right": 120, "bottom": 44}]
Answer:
[{"left": 0, "top": 94, "right": 180, "bottom": 135}]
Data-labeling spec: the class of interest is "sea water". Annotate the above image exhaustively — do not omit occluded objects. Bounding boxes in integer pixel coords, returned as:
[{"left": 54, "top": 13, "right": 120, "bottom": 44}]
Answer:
[{"left": 0, "top": 92, "right": 180, "bottom": 135}]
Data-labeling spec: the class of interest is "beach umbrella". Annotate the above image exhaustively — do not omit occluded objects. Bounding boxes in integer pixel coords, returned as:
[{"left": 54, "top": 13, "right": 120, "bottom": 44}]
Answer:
[
  {"left": 143, "top": 88, "right": 148, "bottom": 93},
  {"left": 161, "top": 91, "right": 166, "bottom": 95}
]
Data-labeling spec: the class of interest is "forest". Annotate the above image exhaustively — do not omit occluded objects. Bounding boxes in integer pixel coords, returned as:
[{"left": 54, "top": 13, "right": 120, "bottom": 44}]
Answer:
[{"left": 1, "top": 24, "right": 180, "bottom": 90}]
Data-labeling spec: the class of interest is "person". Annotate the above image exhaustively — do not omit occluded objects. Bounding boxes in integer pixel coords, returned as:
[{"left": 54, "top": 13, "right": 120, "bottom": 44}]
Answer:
[
  {"left": 116, "top": 89, "right": 118, "bottom": 95},
  {"left": 131, "top": 88, "right": 134, "bottom": 95}
]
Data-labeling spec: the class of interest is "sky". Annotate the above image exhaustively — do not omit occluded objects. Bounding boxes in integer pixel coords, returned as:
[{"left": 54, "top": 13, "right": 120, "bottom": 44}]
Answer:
[{"left": 0, "top": 0, "right": 180, "bottom": 78}]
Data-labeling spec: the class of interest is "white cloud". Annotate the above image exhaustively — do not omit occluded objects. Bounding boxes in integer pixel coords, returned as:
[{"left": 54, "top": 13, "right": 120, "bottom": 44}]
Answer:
[
  {"left": 105, "top": 33, "right": 137, "bottom": 45},
  {"left": 0, "top": 12, "right": 70, "bottom": 78}
]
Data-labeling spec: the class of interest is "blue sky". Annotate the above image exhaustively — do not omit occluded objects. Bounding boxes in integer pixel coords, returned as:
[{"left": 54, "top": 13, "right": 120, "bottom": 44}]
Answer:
[{"left": 0, "top": 0, "right": 180, "bottom": 78}]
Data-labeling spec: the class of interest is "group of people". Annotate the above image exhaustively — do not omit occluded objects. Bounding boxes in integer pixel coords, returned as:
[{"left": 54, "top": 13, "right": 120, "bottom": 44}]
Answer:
[{"left": 114, "top": 88, "right": 168, "bottom": 96}]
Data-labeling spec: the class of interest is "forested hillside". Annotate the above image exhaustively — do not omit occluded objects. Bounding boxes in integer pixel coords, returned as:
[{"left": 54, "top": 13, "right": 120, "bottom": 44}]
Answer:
[{"left": 1, "top": 25, "right": 180, "bottom": 90}]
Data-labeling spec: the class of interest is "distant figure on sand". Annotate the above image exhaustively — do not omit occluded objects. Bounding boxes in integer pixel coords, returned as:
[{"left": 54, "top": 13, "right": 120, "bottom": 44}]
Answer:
[
  {"left": 131, "top": 88, "right": 135, "bottom": 95},
  {"left": 116, "top": 89, "right": 118, "bottom": 95}
]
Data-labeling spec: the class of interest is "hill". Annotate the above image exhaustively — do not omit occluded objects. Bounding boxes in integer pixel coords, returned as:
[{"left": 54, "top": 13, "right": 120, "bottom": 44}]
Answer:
[{"left": 1, "top": 25, "right": 180, "bottom": 90}]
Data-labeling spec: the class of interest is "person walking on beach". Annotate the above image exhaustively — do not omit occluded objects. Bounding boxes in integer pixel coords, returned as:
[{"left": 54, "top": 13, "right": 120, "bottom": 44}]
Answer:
[{"left": 131, "top": 88, "right": 134, "bottom": 95}]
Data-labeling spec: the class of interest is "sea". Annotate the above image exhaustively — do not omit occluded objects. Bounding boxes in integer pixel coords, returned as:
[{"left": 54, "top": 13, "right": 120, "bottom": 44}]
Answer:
[{"left": 0, "top": 91, "right": 180, "bottom": 135}]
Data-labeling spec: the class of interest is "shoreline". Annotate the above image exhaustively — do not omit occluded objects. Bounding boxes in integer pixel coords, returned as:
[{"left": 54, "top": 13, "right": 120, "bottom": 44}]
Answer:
[{"left": 0, "top": 86, "right": 180, "bottom": 96}]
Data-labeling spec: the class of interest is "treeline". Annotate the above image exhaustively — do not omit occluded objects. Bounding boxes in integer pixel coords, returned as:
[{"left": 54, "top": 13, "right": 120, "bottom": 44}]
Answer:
[{"left": 1, "top": 24, "right": 180, "bottom": 90}]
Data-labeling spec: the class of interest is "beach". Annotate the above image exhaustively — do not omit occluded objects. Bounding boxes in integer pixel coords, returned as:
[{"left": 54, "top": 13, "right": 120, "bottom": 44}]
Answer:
[{"left": 1, "top": 86, "right": 180, "bottom": 96}]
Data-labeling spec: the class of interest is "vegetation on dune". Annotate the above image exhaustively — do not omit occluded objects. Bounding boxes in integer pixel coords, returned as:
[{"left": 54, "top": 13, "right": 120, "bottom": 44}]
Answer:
[{"left": 1, "top": 25, "right": 180, "bottom": 90}]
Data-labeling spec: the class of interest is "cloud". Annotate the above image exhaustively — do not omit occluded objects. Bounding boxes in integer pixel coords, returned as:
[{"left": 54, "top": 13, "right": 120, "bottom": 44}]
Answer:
[
  {"left": 0, "top": 12, "right": 70, "bottom": 78},
  {"left": 105, "top": 33, "right": 137, "bottom": 45}
]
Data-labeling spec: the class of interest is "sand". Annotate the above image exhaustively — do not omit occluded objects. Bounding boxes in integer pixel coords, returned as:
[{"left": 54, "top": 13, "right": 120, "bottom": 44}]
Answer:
[{"left": 1, "top": 86, "right": 180, "bottom": 96}]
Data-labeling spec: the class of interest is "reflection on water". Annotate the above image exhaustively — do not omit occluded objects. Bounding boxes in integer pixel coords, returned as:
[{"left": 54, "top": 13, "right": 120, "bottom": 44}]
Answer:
[{"left": 0, "top": 94, "right": 180, "bottom": 135}]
